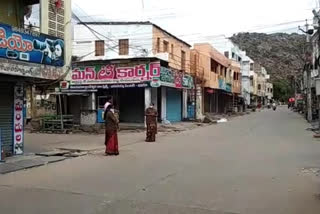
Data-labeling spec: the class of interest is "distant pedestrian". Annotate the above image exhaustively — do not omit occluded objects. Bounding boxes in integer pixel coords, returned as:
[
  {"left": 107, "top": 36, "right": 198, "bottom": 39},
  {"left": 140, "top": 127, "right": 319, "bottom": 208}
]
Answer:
[
  {"left": 104, "top": 105, "right": 119, "bottom": 156},
  {"left": 145, "top": 103, "right": 158, "bottom": 142},
  {"left": 104, "top": 96, "right": 112, "bottom": 111}
]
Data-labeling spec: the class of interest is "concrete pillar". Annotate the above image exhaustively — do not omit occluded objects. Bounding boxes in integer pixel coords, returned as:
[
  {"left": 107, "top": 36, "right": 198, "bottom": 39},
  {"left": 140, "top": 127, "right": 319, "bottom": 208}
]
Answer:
[
  {"left": 145, "top": 88, "right": 152, "bottom": 109},
  {"left": 40, "top": 0, "right": 49, "bottom": 34},
  {"left": 196, "top": 85, "right": 203, "bottom": 120},
  {"left": 216, "top": 92, "right": 219, "bottom": 114},
  {"left": 63, "top": 0, "right": 72, "bottom": 77},
  {"left": 182, "top": 89, "right": 188, "bottom": 119},
  {"left": 91, "top": 92, "right": 96, "bottom": 110},
  {"left": 161, "top": 87, "right": 167, "bottom": 121},
  {"left": 151, "top": 88, "right": 158, "bottom": 109},
  {"left": 144, "top": 88, "right": 152, "bottom": 125}
]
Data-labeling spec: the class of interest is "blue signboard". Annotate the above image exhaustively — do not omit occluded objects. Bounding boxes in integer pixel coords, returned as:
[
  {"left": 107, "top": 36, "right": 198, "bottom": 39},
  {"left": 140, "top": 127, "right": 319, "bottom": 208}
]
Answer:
[
  {"left": 218, "top": 78, "right": 226, "bottom": 90},
  {"left": 0, "top": 23, "right": 64, "bottom": 66},
  {"left": 0, "top": 129, "right": 2, "bottom": 162},
  {"left": 226, "top": 83, "right": 232, "bottom": 92}
]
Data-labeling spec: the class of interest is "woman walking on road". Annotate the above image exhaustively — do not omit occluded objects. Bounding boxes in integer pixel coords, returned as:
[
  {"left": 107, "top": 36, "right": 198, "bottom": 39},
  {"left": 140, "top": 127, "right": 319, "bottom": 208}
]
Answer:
[{"left": 104, "top": 105, "right": 119, "bottom": 156}]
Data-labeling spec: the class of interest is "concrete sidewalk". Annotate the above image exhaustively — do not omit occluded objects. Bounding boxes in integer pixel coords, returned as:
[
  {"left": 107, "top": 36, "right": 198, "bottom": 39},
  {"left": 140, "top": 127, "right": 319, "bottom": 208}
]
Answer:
[
  {"left": 0, "top": 122, "right": 206, "bottom": 174},
  {"left": 24, "top": 122, "right": 205, "bottom": 154}
]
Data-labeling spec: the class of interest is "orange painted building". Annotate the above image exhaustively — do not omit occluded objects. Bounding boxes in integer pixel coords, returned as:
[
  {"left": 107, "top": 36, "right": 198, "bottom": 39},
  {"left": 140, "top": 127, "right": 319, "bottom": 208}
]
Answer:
[{"left": 191, "top": 43, "right": 238, "bottom": 115}]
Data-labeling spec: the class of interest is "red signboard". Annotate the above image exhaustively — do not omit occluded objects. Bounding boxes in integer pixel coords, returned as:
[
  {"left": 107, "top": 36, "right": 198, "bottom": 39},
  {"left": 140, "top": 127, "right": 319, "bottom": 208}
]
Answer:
[
  {"left": 207, "top": 89, "right": 214, "bottom": 94},
  {"left": 70, "top": 62, "right": 161, "bottom": 85}
]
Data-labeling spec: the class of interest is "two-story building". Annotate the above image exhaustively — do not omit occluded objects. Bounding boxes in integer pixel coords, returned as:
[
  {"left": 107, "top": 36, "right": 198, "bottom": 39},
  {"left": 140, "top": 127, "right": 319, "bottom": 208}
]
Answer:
[
  {"left": 64, "top": 22, "right": 193, "bottom": 125},
  {"left": 266, "top": 82, "right": 273, "bottom": 102},
  {"left": 241, "top": 55, "right": 254, "bottom": 106},
  {"left": 0, "top": 0, "right": 72, "bottom": 157},
  {"left": 191, "top": 43, "right": 237, "bottom": 117},
  {"left": 255, "top": 64, "right": 270, "bottom": 106}
]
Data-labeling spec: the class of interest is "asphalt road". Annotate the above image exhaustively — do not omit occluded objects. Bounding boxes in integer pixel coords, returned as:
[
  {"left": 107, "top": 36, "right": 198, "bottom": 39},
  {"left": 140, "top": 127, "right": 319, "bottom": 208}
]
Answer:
[{"left": 1, "top": 107, "right": 320, "bottom": 214}]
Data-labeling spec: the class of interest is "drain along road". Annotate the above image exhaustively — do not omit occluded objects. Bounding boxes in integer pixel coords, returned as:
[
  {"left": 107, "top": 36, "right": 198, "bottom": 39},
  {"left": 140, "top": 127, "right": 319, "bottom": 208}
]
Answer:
[{"left": 1, "top": 107, "right": 320, "bottom": 214}]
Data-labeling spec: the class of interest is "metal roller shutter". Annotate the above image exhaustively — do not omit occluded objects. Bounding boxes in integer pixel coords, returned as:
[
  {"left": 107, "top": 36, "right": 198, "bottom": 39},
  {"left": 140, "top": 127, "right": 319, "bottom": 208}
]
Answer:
[
  {"left": 0, "top": 83, "right": 13, "bottom": 155},
  {"left": 166, "top": 88, "right": 182, "bottom": 122}
]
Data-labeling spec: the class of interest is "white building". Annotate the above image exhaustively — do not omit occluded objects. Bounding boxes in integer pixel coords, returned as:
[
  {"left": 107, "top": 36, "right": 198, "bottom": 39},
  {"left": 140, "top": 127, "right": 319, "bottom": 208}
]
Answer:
[
  {"left": 241, "top": 55, "right": 255, "bottom": 105},
  {"left": 67, "top": 22, "right": 194, "bottom": 125},
  {"left": 266, "top": 82, "right": 273, "bottom": 101}
]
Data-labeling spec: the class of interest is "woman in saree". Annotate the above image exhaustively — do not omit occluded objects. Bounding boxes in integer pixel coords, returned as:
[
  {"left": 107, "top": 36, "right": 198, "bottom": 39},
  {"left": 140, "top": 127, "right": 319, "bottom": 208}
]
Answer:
[{"left": 104, "top": 105, "right": 119, "bottom": 156}]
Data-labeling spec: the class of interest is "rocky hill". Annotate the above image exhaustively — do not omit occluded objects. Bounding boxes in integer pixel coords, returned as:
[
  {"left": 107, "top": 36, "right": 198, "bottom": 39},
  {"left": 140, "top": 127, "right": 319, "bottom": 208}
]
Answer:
[{"left": 230, "top": 33, "right": 306, "bottom": 81}]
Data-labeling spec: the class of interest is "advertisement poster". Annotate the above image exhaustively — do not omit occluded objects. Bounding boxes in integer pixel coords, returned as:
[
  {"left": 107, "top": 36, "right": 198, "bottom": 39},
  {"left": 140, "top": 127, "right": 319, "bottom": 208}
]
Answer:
[
  {"left": 13, "top": 85, "right": 24, "bottom": 155},
  {"left": 0, "top": 23, "right": 64, "bottom": 66}
]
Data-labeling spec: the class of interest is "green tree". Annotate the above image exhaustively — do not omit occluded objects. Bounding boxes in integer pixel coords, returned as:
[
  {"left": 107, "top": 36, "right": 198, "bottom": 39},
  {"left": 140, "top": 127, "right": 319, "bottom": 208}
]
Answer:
[{"left": 273, "top": 80, "right": 294, "bottom": 102}]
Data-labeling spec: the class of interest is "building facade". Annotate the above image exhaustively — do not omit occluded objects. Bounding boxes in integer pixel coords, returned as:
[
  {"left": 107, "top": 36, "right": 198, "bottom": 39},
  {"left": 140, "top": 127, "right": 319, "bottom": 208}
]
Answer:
[
  {"left": 0, "top": 0, "right": 72, "bottom": 157},
  {"left": 241, "top": 55, "right": 254, "bottom": 106},
  {"left": 191, "top": 43, "right": 241, "bottom": 118},
  {"left": 266, "top": 82, "right": 273, "bottom": 101},
  {"left": 64, "top": 22, "right": 193, "bottom": 125}
]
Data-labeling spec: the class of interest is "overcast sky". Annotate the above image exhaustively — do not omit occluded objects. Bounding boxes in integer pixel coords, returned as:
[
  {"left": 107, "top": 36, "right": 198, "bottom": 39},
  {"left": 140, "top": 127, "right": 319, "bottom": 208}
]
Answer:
[{"left": 72, "top": 0, "right": 316, "bottom": 43}]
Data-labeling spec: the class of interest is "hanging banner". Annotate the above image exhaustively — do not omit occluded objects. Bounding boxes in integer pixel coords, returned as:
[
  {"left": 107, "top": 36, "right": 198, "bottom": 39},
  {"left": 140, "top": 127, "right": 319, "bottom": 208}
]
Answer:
[
  {"left": 219, "top": 78, "right": 226, "bottom": 91},
  {"left": 13, "top": 85, "right": 24, "bottom": 155},
  {"left": 159, "top": 67, "right": 193, "bottom": 89},
  {"left": 0, "top": 22, "right": 64, "bottom": 66}
]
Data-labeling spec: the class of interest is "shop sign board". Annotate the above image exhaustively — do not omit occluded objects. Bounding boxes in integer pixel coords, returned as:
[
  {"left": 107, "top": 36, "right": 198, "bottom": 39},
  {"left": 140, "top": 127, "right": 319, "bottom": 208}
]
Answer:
[
  {"left": 0, "top": 58, "right": 64, "bottom": 80},
  {"left": 0, "top": 22, "right": 64, "bottom": 66},
  {"left": 182, "top": 74, "right": 194, "bottom": 89},
  {"left": 70, "top": 63, "right": 161, "bottom": 85},
  {"left": 225, "top": 83, "right": 232, "bottom": 92},
  {"left": 159, "top": 67, "right": 193, "bottom": 89},
  {"left": 66, "top": 83, "right": 149, "bottom": 90},
  {"left": 218, "top": 78, "right": 226, "bottom": 90},
  {"left": 13, "top": 84, "right": 24, "bottom": 155}
]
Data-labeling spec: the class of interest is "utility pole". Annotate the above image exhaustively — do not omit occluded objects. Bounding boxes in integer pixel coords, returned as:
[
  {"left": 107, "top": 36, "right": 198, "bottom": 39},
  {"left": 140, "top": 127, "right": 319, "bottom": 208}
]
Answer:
[
  {"left": 300, "top": 20, "right": 313, "bottom": 122},
  {"left": 313, "top": 9, "right": 320, "bottom": 129}
]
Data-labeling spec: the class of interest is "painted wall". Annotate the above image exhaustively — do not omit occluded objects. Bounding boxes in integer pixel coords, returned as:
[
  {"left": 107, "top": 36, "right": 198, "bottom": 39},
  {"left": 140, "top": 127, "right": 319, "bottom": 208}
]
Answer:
[
  {"left": 231, "top": 60, "right": 241, "bottom": 94},
  {"left": 73, "top": 24, "right": 154, "bottom": 61},
  {"left": 152, "top": 26, "right": 191, "bottom": 73},
  {"left": 192, "top": 43, "right": 229, "bottom": 90},
  {"left": 242, "top": 77, "right": 251, "bottom": 105}
]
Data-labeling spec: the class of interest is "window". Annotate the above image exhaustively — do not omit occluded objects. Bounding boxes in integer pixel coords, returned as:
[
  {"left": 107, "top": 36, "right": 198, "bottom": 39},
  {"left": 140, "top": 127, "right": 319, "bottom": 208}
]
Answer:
[
  {"left": 171, "top": 44, "right": 174, "bottom": 58},
  {"left": 119, "top": 39, "right": 129, "bottom": 55},
  {"left": 24, "top": 2, "right": 40, "bottom": 30},
  {"left": 181, "top": 50, "right": 186, "bottom": 71},
  {"left": 210, "top": 59, "right": 217, "bottom": 72},
  {"left": 163, "top": 41, "right": 169, "bottom": 52},
  {"left": 234, "top": 72, "right": 237, "bottom": 80},
  {"left": 250, "top": 76, "right": 254, "bottom": 86},
  {"left": 156, "top": 38, "right": 160, "bottom": 52},
  {"left": 258, "top": 84, "right": 261, "bottom": 90},
  {"left": 270, "top": 88, "right": 273, "bottom": 93},
  {"left": 232, "top": 52, "right": 235, "bottom": 59},
  {"left": 95, "top": 40, "right": 105, "bottom": 56},
  {"left": 250, "top": 63, "right": 254, "bottom": 71},
  {"left": 224, "top": 51, "right": 229, "bottom": 58},
  {"left": 224, "top": 68, "right": 227, "bottom": 77}
]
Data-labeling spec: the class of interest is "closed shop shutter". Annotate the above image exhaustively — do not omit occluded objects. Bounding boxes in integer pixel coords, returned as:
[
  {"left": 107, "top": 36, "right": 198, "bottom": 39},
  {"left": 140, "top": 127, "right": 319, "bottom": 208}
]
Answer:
[
  {"left": 119, "top": 88, "right": 145, "bottom": 123},
  {"left": 0, "top": 83, "right": 13, "bottom": 155},
  {"left": 166, "top": 88, "right": 182, "bottom": 122}
]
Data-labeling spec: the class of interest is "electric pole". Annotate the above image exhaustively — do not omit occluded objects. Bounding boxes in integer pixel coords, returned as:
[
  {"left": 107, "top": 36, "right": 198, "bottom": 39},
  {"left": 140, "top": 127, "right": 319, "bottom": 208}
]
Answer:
[
  {"left": 313, "top": 9, "right": 320, "bottom": 129},
  {"left": 299, "top": 20, "right": 313, "bottom": 122}
]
